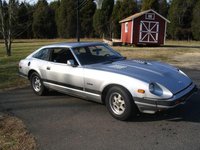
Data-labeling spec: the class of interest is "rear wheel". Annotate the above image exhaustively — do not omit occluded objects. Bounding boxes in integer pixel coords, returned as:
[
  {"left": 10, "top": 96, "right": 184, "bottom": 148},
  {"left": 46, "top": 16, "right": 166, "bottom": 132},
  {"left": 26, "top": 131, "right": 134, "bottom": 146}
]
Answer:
[
  {"left": 105, "top": 86, "right": 137, "bottom": 121},
  {"left": 30, "top": 72, "right": 47, "bottom": 96}
]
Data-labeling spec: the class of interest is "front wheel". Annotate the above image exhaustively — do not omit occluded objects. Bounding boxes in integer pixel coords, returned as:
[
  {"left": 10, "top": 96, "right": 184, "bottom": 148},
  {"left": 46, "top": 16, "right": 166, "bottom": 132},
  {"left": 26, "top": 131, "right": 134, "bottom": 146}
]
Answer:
[
  {"left": 105, "top": 86, "right": 137, "bottom": 121},
  {"left": 30, "top": 72, "right": 47, "bottom": 96}
]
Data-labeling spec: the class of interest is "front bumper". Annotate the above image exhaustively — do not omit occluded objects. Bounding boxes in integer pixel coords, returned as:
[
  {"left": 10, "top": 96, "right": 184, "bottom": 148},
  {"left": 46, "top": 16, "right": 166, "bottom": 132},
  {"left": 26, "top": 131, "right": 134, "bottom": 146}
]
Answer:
[{"left": 134, "top": 83, "right": 198, "bottom": 114}]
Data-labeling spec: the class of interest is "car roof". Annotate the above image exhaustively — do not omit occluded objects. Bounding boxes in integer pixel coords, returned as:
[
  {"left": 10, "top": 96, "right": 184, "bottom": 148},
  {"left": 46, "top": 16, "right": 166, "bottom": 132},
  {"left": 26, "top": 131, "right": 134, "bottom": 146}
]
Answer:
[{"left": 42, "top": 42, "right": 105, "bottom": 49}]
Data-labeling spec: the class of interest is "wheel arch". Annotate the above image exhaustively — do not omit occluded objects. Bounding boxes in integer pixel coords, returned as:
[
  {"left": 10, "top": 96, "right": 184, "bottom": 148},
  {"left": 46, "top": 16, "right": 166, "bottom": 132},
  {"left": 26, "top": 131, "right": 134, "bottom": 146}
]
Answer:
[
  {"left": 101, "top": 84, "right": 134, "bottom": 104},
  {"left": 28, "top": 69, "right": 38, "bottom": 80}
]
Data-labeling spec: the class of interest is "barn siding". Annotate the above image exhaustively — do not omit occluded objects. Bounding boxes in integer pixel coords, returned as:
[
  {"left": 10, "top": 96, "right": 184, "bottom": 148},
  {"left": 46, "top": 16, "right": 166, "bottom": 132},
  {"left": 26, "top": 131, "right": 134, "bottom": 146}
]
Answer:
[
  {"left": 120, "top": 10, "right": 168, "bottom": 46},
  {"left": 133, "top": 17, "right": 140, "bottom": 45},
  {"left": 121, "top": 23, "right": 124, "bottom": 41},
  {"left": 133, "top": 12, "right": 166, "bottom": 45},
  {"left": 121, "top": 21, "right": 132, "bottom": 43},
  {"left": 128, "top": 21, "right": 132, "bottom": 43}
]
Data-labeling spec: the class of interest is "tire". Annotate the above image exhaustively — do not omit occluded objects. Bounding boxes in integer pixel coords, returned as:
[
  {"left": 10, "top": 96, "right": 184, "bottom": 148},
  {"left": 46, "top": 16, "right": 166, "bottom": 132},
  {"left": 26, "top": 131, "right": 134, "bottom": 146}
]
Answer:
[
  {"left": 105, "top": 86, "right": 137, "bottom": 121},
  {"left": 30, "top": 72, "right": 47, "bottom": 96}
]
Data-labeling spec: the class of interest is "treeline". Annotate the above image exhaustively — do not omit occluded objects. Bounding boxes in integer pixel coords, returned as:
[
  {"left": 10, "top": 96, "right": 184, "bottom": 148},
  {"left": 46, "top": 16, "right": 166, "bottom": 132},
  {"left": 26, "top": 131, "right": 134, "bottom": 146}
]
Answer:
[{"left": 1, "top": 0, "right": 200, "bottom": 40}]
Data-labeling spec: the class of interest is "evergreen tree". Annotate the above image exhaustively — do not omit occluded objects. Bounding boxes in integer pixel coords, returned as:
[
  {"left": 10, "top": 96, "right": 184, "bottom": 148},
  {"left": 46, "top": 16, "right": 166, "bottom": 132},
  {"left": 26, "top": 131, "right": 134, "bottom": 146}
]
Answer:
[
  {"left": 80, "top": 0, "right": 96, "bottom": 38},
  {"left": 17, "top": 2, "right": 33, "bottom": 39},
  {"left": 32, "top": 0, "right": 56, "bottom": 38},
  {"left": 56, "top": 0, "right": 67, "bottom": 38},
  {"left": 26, "top": 4, "right": 34, "bottom": 38},
  {"left": 111, "top": 0, "right": 122, "bottom": 38},
  {"left": 93, "top": 9, "right": 104, "bottom": 37},
  {"left": 111, "top": 0, "right": 138, "bottom": 38},
  {"left": 101, "top": 0, "right": 114, "bottom": 22},
  {"left": 142, "top": 0, "right": 159, "bottom": 11},
  {"left": 119, "top": 0, "right": 138, "bottom": 19},
  {"left": 49, "top": 0, "right": 60, "bottom": 11},
  {"left": 159, "top": 0, "right": 168, "bottom": 17},
  {"left": 102, "top": 0, "right": 114, "bottom": 37},
  {"left": 191, "top": 0, "right": 200, "bottom": 40},
  {"left": 93, "top": 0, "right": 114, "bottom": 37},
  {"left": 168, "top": 0, "right": 196, "bottom": 40},
  {"left": 49, "top": 0, "right": 60, "bottom": 38},
  {"left": 57, "top": 0, "right": 76, "bottom": 38}
]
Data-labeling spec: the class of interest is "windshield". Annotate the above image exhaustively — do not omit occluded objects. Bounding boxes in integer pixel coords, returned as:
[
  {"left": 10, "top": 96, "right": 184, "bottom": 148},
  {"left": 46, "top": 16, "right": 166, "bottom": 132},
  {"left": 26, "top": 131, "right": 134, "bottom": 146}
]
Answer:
[{"left": 72, "top": 44, "right": 124, "bottom": 65}]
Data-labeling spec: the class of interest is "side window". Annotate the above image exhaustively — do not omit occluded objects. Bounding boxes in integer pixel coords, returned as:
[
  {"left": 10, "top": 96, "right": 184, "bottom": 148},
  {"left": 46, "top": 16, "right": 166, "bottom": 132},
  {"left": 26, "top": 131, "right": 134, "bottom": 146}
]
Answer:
[
  {"left": 73, "top": 47, "right": 87, "bottom": 54},
  {"left": 50, "top": 48, "right": 78, "bottom": 65},
  {"left": 145, "top": 13, "right": 155, "bottom": 20},
  {"left": 125, "top": 22, "right": 128, "bottom": 33},
  {"left": 33, "top": 48, "right": 49, "bottom": 60}
]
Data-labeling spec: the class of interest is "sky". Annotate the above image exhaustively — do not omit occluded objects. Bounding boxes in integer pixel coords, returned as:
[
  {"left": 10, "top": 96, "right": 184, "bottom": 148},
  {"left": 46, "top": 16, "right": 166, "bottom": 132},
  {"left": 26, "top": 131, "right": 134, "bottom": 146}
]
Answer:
[
  {"left": 20, "top": 0, "right": 94, "bottom": 5},
  {"left": 19, "top": 0, "right": 170, "bottom": 6},
  {"left": 18, "top": 0, "right": 128, "bottom": 5},
  {"left": 21, "top": 0, "right": 54, "bottom": 4}
]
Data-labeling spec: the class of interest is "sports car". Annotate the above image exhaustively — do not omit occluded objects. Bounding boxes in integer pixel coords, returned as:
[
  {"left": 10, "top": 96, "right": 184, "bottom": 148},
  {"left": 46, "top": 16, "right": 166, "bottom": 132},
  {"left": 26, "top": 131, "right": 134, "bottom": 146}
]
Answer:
[{"left": 19, "top": 42, "right": 198, "bottom": 120}]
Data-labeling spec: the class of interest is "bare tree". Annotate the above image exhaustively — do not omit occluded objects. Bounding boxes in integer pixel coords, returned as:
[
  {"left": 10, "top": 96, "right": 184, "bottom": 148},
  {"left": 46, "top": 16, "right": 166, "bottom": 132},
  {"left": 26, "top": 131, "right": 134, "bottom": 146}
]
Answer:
[{"left": 0, "top": 0, "right": 17, "bottom": 56}]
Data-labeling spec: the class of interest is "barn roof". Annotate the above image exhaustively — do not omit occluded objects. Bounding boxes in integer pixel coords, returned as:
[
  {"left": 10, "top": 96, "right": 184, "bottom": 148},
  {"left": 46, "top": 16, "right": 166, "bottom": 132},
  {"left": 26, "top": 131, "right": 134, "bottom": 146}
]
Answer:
[{"left": 119, "top": 9, "right": 170, "bottom": 23}]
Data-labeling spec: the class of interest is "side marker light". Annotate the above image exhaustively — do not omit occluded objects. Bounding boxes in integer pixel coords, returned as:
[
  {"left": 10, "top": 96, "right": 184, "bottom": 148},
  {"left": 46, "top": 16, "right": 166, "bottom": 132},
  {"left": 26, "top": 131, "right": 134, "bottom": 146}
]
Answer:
[{"left": 138, "top": 89, "right": 145, "bottom": 94}]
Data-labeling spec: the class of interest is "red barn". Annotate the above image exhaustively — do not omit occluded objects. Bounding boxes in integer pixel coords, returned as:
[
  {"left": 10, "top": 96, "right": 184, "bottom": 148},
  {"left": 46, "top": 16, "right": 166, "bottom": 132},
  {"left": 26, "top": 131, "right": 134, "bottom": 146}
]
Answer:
[{"left": 119, "top": 9, "right": 170, "bottom": 46}]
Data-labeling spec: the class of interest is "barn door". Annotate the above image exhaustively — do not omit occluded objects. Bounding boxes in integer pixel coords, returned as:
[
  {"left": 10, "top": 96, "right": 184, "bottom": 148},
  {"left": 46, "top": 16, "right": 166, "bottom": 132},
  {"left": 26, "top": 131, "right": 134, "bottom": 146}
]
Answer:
[{"left": 139, "top": 21, "right": 159, "bottom": 43}]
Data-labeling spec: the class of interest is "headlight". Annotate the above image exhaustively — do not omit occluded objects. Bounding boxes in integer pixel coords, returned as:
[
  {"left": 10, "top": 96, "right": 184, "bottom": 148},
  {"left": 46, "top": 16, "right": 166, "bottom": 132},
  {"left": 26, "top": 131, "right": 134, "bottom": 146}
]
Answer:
[
  {"left": 149, "top": 83, "right": 155, "bottom": 93},
  {"left": 149, "top": 83, "right": 163, "bottom": 96},
  {"left": 148, "top": 82, "right": 173, "bottom": 99}
]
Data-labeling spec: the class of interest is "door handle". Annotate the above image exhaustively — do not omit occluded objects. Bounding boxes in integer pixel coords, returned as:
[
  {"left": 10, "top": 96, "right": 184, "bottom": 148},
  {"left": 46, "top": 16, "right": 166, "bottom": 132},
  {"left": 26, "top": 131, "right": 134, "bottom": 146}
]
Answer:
[{"left": 46, "top": 67, "right": 51, "bottom": 70}]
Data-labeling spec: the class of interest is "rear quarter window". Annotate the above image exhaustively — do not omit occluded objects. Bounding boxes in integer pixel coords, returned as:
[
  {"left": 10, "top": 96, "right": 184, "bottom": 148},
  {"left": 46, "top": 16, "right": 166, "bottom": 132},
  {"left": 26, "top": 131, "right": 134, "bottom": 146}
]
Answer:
[{"left": 33, "top": 48, "right": 49, "bottom": 60}]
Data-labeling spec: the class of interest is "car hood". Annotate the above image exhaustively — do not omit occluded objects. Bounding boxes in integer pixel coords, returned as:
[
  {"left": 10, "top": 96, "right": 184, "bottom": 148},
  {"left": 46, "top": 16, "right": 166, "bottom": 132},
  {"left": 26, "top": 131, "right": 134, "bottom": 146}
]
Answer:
[{"left": 86, "top": 59, "right": 192, "bottom": 94}]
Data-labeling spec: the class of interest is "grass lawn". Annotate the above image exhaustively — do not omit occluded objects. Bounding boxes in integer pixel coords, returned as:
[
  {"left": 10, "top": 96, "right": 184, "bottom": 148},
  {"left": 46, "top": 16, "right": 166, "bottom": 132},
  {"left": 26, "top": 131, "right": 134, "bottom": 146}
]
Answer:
[{"left": 0, "top": 39, "right": 200, "bottom": 90}]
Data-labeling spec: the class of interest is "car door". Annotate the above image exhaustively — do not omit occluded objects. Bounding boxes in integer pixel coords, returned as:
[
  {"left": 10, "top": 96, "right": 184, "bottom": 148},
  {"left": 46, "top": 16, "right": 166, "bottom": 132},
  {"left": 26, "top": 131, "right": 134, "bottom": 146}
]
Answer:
[{"left": 43, "top": 48, "right": 85, "bottom": 97}]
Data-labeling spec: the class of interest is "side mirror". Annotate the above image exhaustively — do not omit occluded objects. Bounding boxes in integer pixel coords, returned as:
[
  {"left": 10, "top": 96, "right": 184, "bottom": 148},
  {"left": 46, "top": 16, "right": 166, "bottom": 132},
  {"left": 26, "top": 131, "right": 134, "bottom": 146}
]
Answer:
[{"left": 67, "top": 59, "right": 76, "bottom": 67}]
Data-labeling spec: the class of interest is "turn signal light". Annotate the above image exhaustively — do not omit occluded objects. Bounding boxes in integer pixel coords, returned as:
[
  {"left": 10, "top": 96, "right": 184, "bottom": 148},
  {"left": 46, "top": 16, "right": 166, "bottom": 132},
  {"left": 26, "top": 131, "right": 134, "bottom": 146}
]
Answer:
[{"left": 137, "top": 89, "right": 145, "bottom": 94}]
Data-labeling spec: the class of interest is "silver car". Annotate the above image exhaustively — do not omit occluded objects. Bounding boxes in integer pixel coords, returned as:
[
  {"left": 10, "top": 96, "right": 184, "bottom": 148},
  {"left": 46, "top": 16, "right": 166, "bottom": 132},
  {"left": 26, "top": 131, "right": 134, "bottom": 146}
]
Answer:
[{"left": 19, "top": 42, "right": 197, "bottom": 120}]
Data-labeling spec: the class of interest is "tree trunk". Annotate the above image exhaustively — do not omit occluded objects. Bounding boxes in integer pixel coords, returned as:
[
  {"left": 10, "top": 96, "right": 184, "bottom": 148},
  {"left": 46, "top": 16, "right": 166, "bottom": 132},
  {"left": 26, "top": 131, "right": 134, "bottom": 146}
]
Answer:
[
  {"left": 0, "top": 0, "right": 13, "bottom": 56},
  {"left": 6, "top": 39, "right": 11, "bottom": 56},
  {"left": 2, "top": 32, "right": 12, "bottom": 56}
]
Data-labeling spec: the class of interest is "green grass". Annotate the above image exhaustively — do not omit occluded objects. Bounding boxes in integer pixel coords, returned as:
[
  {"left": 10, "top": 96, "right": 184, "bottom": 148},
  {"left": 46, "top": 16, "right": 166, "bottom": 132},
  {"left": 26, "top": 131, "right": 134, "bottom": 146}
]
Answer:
[
  {"left": 0, "top": 39, "right": 200, "bottom": 90},
  {"left": 0, "top": 39, "right": 60, "bottom": 89}
]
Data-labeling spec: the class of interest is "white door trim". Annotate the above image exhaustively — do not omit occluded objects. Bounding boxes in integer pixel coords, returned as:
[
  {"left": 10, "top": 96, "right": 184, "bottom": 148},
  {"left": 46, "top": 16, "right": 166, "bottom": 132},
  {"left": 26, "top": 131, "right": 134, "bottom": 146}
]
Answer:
[{"left": 139, "top": 21, "right": 159, "bottom": 43}]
